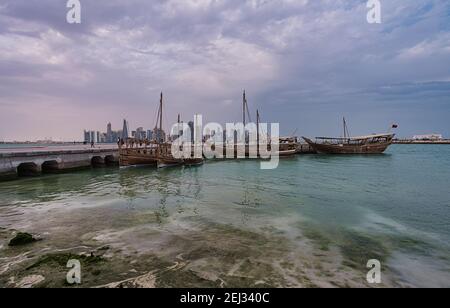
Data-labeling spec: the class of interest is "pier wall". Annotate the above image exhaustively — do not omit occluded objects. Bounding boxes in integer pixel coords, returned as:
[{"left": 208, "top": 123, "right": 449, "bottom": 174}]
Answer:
[
  {"left": 0, "top": 147, "right": 119, "bottom": 180},
  {"left": 0, "top": 142, "right": 315, "bottom": 180}
]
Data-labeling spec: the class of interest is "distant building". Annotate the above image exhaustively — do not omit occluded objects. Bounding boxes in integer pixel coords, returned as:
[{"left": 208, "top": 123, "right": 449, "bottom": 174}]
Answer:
[
  {"left": 153, "top": 128, "right": 166, "bottom": 143},
  {"left": 113, "top": 130, "right": 122, "bottom": 143},
  {"left": 84, "top": 130, "right": 90, "bottom": 143},
  {"left": 413, "top": 134, "right": 443, "bottom": 141},
  {"left": 147, "top": 130, "right": 153, "bottom": 140},
  {"left": 90, "top": 131, "right": 95, "bottom": 143},
  {"left": 135, "top": 127, "right": 145, "bottom": 140},
  {"left": 172, "top": 122, "right": 184, "bottom": 141},
  {"left": 106, "top": 123, "right": 112, "bottom": 143},
  {"left": 122, "top": 119, "right": 129, "bottom": 140},
  {"left": 83, "top": 120, "right": 157, "bottom": 144},
  {"left": 99, "top": 133, "right": 107, "bottom": 143},
  {"left": 188, "top": 121, "right": 194, "bottom": 143}
]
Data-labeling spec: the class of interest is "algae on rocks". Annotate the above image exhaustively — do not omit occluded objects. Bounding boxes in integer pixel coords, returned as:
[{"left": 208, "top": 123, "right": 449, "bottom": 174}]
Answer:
[{"left": 8, "top": 233, "right": 37, "bottom": 247}]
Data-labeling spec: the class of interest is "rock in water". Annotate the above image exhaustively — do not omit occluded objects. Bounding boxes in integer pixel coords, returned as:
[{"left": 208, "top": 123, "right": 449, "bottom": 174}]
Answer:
[{"left": 8, "top": 232, "right": 37, "bottom": 247}]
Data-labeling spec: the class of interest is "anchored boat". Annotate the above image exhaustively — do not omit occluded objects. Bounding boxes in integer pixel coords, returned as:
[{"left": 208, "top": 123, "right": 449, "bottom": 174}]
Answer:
[
  {"left": 278, "top": 137, "right": 299, "bottom": 157},
  {"left": 119, "top": 139, "right": 158, "bottom": 167},
  {"left": 302, "top": 118, "right": 396, "bottom": 154},
  {"left": 119, "top": 93, "right": 205, "bottom": 169}
]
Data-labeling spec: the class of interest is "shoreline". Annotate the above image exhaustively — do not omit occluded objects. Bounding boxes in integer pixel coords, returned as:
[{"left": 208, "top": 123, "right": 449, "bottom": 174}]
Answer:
[{"left": 0, "top": 146, "right": 449, "bottom": 288}]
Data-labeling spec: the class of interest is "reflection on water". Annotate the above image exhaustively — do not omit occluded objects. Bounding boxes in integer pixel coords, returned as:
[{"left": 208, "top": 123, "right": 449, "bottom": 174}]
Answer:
[{"left": 0, "top": 145, "right": 449, "bottom": 287}]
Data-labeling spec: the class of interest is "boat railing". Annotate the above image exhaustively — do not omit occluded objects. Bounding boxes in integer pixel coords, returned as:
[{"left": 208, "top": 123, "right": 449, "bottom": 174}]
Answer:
[
  {"left": 119, "top": 138, "right": 162, "bottom": 149},
  {"left": 315, "top": 136, "right": 392, "bottom": 145}
]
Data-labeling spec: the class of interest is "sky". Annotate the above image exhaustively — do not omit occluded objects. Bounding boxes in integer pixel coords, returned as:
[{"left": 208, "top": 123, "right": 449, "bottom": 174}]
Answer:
[{"left": 0, "top": 0, "right": 449, "bottom": 141}]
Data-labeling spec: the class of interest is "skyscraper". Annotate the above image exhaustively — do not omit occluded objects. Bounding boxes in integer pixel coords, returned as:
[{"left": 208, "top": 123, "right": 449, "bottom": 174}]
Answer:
[
  {"left": 147, "top": 130, "right": 153, "bottom": 141},
  {"left": 188, "top": 121, "right": 194, "bottom": 144},
  {"left": 136, "top": 127, "right": 145, "bottom": 140},
  {"left": 122, "top": 119, "right": 129, "bottom": 140},
  {"left": 153, "top": 128, "right": 166, "bottom": 143},
  {"left": 84, "top": 130, "right": 90, "bottom": 143},
  {"left": 90, "top": 131, "right": 95, "bottom": 143},
  {"left": 106, "top": 122, "right": 112, "bottom": 143}
]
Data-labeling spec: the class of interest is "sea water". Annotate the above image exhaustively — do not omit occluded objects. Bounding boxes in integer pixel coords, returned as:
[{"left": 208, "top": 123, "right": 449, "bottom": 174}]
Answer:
[{"left": 0, "top": 145, "right": 449, "bottom": 287}]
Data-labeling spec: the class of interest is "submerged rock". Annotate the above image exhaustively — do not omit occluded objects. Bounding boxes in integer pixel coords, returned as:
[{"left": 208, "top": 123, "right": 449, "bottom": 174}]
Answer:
[{"left": 8, "top": 233, "right": 37, "bottom": 247}]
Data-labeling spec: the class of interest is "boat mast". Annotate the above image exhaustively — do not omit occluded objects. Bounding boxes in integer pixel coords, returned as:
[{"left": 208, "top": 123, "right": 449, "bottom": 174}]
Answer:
[
  {"left": 243, "top": 90, "right": 246, "bottom": 126},
  {"left": 177, "top": 113, "right": 181, "bottom": 140},
  {"left": 257, "top": 109, "right": 260, "bottom": 154},
  {"left": 343, "top": 117, "right": 350, "bottom": 140},
  {"left": 160, "top": 92, "right": 163, "bottom": 143}
]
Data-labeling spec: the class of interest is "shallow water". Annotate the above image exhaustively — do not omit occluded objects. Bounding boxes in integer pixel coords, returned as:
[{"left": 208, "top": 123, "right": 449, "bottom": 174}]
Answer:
[{"left": 0, "top": 145, "right": 449, "bottom": 287}]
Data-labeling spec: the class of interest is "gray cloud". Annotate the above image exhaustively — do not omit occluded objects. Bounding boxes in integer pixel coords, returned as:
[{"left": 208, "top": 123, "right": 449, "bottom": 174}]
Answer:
[{"left": 0, "top": 0, "right": 449, "bottom": 141}]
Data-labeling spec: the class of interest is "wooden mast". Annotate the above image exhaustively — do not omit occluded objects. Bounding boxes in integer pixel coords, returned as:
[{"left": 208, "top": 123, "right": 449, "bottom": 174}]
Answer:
[
  {"left": 177, "top": 113, "right": 181, "bottom": 141},
  {"left": 243, "top": 90, "right": 246, "bottom": 126},
  {"left": 160, "top": 92, "right": 163, "bottom": 143},
  {"left": 343, "top": 117, "right": 348, "bottom": 140},
  {"left": 257, "top": 109, "right": 260, "bottom": 156}
]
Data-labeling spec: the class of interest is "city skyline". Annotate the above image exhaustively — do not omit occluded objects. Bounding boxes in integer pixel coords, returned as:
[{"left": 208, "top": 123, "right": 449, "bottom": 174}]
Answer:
[
  {"left": 83, "top": 119, "right": 169, "bottom": 144},
  {"left": 1, "top": 0, "right": 449, "bottom": 141}
]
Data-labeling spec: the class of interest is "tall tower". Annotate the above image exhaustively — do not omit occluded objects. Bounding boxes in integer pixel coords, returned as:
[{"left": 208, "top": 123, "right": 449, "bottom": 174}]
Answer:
[
  {"left": 107, "top": 122, "right": 112, "bottom": 143},
  {"left": 188, "top": 121, "right": 194, "bottom": 144},
  {"left": 84, "top": 130, "right": 91, "bottom": 143},
  {"left": 122, "top": 119, "right": 129, "bottom": 140}
]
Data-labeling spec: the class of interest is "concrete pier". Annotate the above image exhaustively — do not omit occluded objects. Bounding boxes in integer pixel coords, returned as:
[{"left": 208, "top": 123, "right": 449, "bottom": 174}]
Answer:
[{"left": 0, "top": 145, "right": 119, "bottom": 180}]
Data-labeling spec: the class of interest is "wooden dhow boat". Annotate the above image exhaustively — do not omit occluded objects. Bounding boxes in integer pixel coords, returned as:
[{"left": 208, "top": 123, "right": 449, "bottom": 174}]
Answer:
[
  {"left": 156, "top": 145, "right": 204, "bottom": 168},
  {"left": 277, "top": 137, "right": 299, "bottom": 157},
  {"left": 119, "top": 93, "right": 205, "bottom": 168},
  {"left": 119, "top": 139, "right": 158, "bottom": 167},
  {"left": 245, "top": 97, "right": 297, "bottom": 158},
  {"left": 302, "top": 119, "right": 396, "bottom": 154}
]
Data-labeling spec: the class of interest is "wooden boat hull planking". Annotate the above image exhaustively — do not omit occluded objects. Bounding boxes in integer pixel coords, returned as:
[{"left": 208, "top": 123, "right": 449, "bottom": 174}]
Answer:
[{"left": 303, "top": 138, "right": 392, "bottom": 154}]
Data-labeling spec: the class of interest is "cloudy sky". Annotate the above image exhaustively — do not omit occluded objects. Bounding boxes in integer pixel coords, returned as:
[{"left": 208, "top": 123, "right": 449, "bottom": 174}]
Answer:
[{"left": 0, "top": 0, "right": 449, "bottom": 141}]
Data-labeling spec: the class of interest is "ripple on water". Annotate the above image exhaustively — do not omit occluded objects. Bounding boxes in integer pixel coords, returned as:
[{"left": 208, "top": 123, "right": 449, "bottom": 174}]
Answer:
[{"left": 0, "top": 145, "right": 449, "bottom": 287}]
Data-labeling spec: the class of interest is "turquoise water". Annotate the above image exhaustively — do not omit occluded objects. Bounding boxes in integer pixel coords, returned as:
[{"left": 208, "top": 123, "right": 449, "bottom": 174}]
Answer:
[
  {"left": 0, "top": 143, "right": 79, "bottom": 149},
  {"left": 0, "top": 145, "right": 449, "bottom": 287}
]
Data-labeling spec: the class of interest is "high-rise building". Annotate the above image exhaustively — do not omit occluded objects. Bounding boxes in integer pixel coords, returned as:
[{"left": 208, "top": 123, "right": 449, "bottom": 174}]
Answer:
[
  {"left": 99, "top": 133, "right": 107, "bottom": 143},
  {"left": 188, "top": 121, "right": 194, "bottom": 143},
  {"left": 115, "top": 131, "right": 122, "bottom": 143},
  {"left": 83, "top": 121, "right": 147, "bottom": 143},
  {"left": 106, "top": 123, "right": 112, "bottom": 143},
  {"left": 147, "top": 130, "right": 153, "bottom": 141},
  {"left": 136, "top": 127, "right": 145, "bottom": 140},
  {"left": 153, "top": 128, "right": 166, "bottom": 143},
  {"left": 90, "top": 131, "right": 95, "bottom": 143},
  {"left": 84, "top": 130, "right": 90, "bottom": 143},
  {"left": 122, "top": 119, "right": 129, "bottom": 140},
  {"left": 83, "top": 126, "right": 110, "bottom": 143}
]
